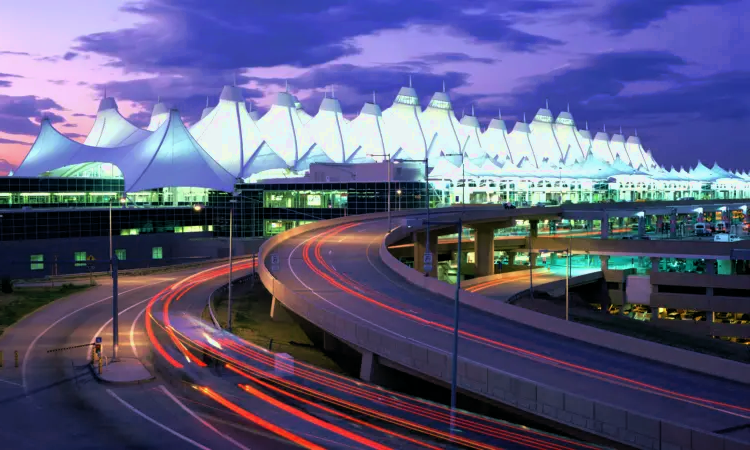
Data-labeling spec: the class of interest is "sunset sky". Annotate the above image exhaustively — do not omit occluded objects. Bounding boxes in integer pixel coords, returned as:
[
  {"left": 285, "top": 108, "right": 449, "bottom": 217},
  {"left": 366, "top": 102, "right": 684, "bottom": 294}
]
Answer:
[{"left": 1, "top": 0, "right": 749, "bottom": 174}]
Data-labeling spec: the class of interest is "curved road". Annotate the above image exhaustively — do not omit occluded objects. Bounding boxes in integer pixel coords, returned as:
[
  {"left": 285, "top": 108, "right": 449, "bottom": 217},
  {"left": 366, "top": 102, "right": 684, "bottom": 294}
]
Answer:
[
  {"left": 268, "top": 217, "right": 750, "bottom": 441},
  {"left": 0, "top": 270, "right": 292, "bottom": 450}
]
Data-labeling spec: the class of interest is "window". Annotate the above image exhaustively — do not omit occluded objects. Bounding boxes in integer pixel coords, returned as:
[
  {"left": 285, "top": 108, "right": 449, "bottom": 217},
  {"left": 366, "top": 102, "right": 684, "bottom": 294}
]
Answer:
[
  {"left": 115, "top": 249, "right": 126, "bottom": 261},
  {"left": 30, "top": 254, "right": 44, "bottom": 271},
  {"left": 74, "top": 251, "right": 86, "bottom": 267},
  {"left": 152, "top": 247, "right": 163, "bottom": 260}
]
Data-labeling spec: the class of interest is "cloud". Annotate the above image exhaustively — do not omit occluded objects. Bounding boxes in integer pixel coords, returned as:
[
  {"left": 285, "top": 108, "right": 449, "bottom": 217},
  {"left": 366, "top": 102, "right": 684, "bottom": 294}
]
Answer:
[
  {"left": 0, "top": 94, "right": 65, "bottom": 135},
  {"left": 0, "top": 138, "right": 28, "bottom": 145},
  {"left": 0, "top": 158, "right": 16, "bottom": 175},
  {"left": 63, "top": 132, "right": 85, "bottom": 139},
  {"left": 415, "top": 52, "right": 496, "bottom": 65},
  {"left": 36, "top": 51, "right": 86, "bottom": 63},
  {"left": 92, "top": 71, "right": 264, "bottom": 124},
  {"left": 74, "top": 0, "right": 566, "bottom": 73},
  {"left": 597, "top": 0, "right": 741, "bottom": 34},
  {"left": 72, "top": 112, "right": 96, "bottom": 118},
  {"left": 48, "top": 79, "right": 68, "bottom": 85},
  {"left": 0, "top": 72, "right": 23, "bottom": 88},
  {"left": 62, "top": 51, "right": 78, "bottom": 61},
  {"left": 0, "top": 50, "right": 30, "bottom": 56}
]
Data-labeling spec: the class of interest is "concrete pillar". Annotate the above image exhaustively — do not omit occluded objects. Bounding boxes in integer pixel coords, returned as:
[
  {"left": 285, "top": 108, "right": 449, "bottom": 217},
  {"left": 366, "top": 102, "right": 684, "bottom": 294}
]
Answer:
[
  {"left": 705, "top": 259, "right": 716, "bottom": 275},
  {"left": 270, "top": 297, "right": 294, "bottom": 322},
  {"left": 529, "top": 220, "right": 539, "bottom": 238},
  {"left": 650, "top": 257, "right": 660, "bottom": 274},
  {"left": 507, "top": 251, "right": 516, "bottom": 265},
  {"left": 586, "top": 220, "right": 594, "bottom": 233},
  {"left": 529, "top": 252, "right": 538, "bottom": 268},
  {"left": 637, "top": 216, "right": 645, "bottom": 238},
  {"left": 600, "top": 255, "right": 610, "bottom": 271},
  {"left": 474, "top": 225, "right": 496, "bottom": 277},
  {"left": 669, "top": 210, "right": 677, "bottom": 239},
  {"left": 413, "top": 231, "right": 439, "bottom": 277},
  {"left": 360, "top": 350, "right": 383, "bottom": 383},
  {"left": 323, "top": 332, "right": 340, "bottom": 353},
  {"left": 601, "top": 214, "right": 610, "bottom": 239}
]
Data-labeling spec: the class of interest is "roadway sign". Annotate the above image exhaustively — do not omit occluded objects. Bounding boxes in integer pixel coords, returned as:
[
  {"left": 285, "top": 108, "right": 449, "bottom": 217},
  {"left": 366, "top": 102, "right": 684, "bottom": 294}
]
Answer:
[
  {"left": 87, "top": 255, "right": 95, "bottom": 261},
  {"left": 270, "top": 253, "right": 280, "bottom": 272},
  {"left": 95, "top": 336, "right": 102, "bottom": 344},
  {"left": 423, "top": 253, "right": 433, "bottom": 265}
]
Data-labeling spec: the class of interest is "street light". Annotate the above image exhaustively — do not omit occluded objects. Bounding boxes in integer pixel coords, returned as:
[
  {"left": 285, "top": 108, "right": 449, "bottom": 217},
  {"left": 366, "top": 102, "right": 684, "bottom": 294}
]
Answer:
[
  {"left": 367, "top": 153, "right": 391, "bottom": 231},
  {"left": 109, "top": 196, "right": 127, "bottom": 274},
  {"left": 394, "top": 157, "right": 431, "bottom": 274},
  {"left": 565, "top": 238, "right": 572, "bottom": 321},
  {"left": 444, "top": 152, "right": 466, "bottom": 210},
  {"left": 424, "top": 218, "right": 462, "bottom": 431},
  {"left": 227, "top": 192, "right": 238, "bottom": 332}
]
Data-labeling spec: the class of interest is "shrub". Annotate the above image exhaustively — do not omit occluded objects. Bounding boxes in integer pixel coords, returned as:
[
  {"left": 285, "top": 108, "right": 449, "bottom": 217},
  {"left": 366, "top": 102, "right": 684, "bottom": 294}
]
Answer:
[{"left": 1, "top": 277, "right": 13, "bottom": 294}]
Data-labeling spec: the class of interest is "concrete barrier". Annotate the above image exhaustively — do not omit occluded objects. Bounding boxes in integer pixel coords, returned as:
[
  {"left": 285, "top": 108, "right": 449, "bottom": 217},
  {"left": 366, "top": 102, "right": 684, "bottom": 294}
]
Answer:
[
  {"left": 380, "top": 225, "right": 750, "bottom": 386},
  {"left": 258, "top": 209, "right": 750, "bottom": 450}
]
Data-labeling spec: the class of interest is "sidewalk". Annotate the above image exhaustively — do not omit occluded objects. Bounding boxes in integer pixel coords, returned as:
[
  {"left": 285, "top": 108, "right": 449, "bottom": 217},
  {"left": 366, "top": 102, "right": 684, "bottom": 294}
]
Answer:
[{"left": 90, "top": 357, "right": 155, "bottom": 385}]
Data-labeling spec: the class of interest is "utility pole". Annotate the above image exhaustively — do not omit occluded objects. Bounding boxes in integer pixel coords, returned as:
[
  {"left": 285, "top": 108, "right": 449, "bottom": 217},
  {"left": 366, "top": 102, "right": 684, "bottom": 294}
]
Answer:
[{"left": 112, "top": 254, "right": 119, "bottom": 361}]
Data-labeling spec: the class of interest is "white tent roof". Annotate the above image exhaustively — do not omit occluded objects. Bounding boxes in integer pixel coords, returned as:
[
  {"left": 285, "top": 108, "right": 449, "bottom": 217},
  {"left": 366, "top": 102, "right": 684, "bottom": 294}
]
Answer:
[
  {"left": 529, "top": 107, "right": 565, "bottom": 165},
  {"left": 482, "top": 116, "right": 513, "bottom": 163},
  {"left": 382, "top": 86, "right": 428, "bottom": 161},
  {"left": 189, "top": 85, "right": 285, "bottom": 178},
  {"left": 305, "top": 97, "right": 352, "bottom": 164},
  {"left": 293, "top": 96, "right": 313, "bottom": 124},
  {"left": 84, "top": 97, "right": 150, "bottom": 147},
  {"left": 346, "top": 103, "right": 384, "bottom": 163},
  {"left": 420, "top": 92, "right": 463, "bottom": 163},
  {"left": 506, "top": 120, "right": 537, "bottom": 167},
  {"left": 591, "top": 131, "right": 615, "bottom": 163},
  {"left": 609, "top": 130, "right": 631, "bottom": 165},
  {"left": 554, "top": 111, "right": 586, "bottom": 163},
  {"left": 256, "top": 92, "right": 315, "bottom": 170},
  {"left": 147, "top": 102, "right": 169, "bottom": 131},
  {"left": 429, "top": 157, "right": 462, "bottom": 179},
  {"left": 16, "top": 110, "right": 237, "bottom": 192},
  {"left": 458, "top": 111, "right": 484, "bottom": 161}
]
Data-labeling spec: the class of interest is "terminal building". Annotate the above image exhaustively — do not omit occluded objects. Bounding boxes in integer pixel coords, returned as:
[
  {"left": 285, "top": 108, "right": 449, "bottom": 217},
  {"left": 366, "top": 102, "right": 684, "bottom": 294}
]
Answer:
[{"left": 1, "top": 84, "right": 749, "bottom": 344}]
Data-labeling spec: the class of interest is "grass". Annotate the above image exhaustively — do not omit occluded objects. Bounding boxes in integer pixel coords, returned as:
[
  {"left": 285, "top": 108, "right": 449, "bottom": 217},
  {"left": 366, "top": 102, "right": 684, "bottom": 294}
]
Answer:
[
  {"left": 0, "top": 284, "right": 90, "bottom": 336},
  {"left": 207, "top": 282, "right": 345, "bottom": 373}
]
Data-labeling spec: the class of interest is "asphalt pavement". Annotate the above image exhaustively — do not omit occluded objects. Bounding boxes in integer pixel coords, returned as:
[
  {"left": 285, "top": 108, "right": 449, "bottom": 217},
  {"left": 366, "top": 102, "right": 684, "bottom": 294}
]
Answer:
[
  {"left": 269, "top": 217, "right": 750, "bottom": 442},
  {"left": 0, "top": 270, "right": 291, "bottom": 450}
]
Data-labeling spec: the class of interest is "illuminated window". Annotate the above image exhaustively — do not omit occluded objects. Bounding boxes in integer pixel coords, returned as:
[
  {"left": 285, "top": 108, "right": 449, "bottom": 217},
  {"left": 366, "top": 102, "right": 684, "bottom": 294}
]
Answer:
[
  {"left": 30, "top": 254, "right": 44, "bottom": 271},
  {"left": 115, "top": 249, "right": 126, "bottom": 261},
  {"left": 74, "top": 252, "right": 86, "bottom": 267},
  {"left": 395, "top": 95, "right": 419, "bottom": 106},
  {"left": 429, "top": 99, "right": 451, "bottom": 110},
  {"left": 152, "top": 247, "right": 163, "bottom": 260}
]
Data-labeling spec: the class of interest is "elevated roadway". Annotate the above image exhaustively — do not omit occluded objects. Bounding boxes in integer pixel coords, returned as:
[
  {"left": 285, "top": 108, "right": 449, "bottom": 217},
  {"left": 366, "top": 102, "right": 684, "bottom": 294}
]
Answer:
[{"left": 259, "top": 204, "right": 750, "bottom": 450}]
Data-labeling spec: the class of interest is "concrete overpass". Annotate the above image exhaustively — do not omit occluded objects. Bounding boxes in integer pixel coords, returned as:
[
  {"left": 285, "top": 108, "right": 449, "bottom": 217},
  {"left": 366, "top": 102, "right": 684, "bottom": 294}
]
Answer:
[{"left": 258, "top": 202, "right": 750, "bottom": 450}]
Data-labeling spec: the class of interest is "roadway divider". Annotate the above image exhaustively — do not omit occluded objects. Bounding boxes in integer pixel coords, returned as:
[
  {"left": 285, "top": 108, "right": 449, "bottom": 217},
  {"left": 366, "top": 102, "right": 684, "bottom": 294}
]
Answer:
[
  {"left": 257, "top": 208, "right": 750, "bottom": 450},
  {"left": 206, "top": 273, "right": 256, "bottom": 330},
  {"left": 380, "top": 224, "right": 750, "bottom": 386}
]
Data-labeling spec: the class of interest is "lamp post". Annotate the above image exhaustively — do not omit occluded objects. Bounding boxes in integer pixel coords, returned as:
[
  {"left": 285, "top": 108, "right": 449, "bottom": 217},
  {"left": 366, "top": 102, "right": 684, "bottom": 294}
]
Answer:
[
  {"left": 227, "top": 193, "right": 238, "bottom": 332},
  {"left": 109, "top": 196, "right": 127, "bottom": 275},
  {"left": 423, "top": 218, "right": 462, "bottom": 432},
  {"left": 368, "top": 153, "right": 392, "bottom": 231},
  {"left": 565, "top": 238, "right": 571, "bottom": 321},
  {"left": 394, "top": 157, "right": 430, "bottom": 274},
  {"left": 444, "top": 152, "right": 466, "bottom": 210}
]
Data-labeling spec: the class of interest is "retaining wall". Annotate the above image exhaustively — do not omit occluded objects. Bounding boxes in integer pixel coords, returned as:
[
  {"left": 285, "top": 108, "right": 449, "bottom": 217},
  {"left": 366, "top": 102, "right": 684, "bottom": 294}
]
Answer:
[{"left": 259, "top": 209, "right": 750, "bottom": 450}]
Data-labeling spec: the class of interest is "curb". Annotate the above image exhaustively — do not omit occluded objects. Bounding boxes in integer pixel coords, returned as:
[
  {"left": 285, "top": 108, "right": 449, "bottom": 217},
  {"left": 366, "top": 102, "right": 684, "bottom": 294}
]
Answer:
[{"left": 88, "top": 359, "right": 157, "bottom": 386}]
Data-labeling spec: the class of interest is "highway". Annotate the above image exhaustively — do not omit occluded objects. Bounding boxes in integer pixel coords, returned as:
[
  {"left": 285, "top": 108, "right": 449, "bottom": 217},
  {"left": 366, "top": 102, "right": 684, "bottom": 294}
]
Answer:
[
  {"left": 0, "top": 270, "right": 292, "bottom": 450},
  {"left": 160, "top": 260, "right": 598, "bottom": 449},
  {"left": 267, "top": 217, "right": 750, "bottom": 442}
]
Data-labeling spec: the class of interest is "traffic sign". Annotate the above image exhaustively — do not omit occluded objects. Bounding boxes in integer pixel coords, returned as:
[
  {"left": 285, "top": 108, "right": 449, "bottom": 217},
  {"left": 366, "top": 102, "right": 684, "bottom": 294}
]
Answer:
[
  {"left": 270, "top": 254, "right": 280, "bottom": 265},
  {"left": 87, "top": 255, "right": 95, "bottom": 261},
  {"left": 423, "top": 252, "right": 433, "bottom": 265},
  {"left": 95, "top": 336, "right": 102, "bottom": 344}
]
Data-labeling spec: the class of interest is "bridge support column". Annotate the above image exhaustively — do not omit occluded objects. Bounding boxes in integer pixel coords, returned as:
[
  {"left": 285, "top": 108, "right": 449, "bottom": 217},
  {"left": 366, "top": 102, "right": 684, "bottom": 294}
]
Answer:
[
  {"left": 529, "top": 220, "right": 539, "bottom": 238},
  {"left": 650, "top": 257, "right": 660, "bottom": 274},
  {"left": 507, "top": 251, "right": 516, "bottom": 265},
  {"left": 600, "top": 255, "right": 610, "bottom": 271},
  {"left": 637, "top": 216, "right": 645, "bottom": 238},
  {"left": 474, "top": 225, "right": 496, "bottom": 277},
  {"left": 413, "top": 231, "right": 439, "bottom": 277},
  {"left": 323, "top": 332, "right": 340, "bottom": 353},
  {"left": 669, "top": 210, "right": 677, "bottom": 239},
  {"left": 601, "top": 214, "right": 609, "bottom": 239},
  {"left": 270, "top": 297, "right": 294, "bottom": 323},
  {"left": 360, "top": 351, "right": 385, "bottom": 383},
  {"left": 705, "top": 259, "right": 716, "bottom": 275}
]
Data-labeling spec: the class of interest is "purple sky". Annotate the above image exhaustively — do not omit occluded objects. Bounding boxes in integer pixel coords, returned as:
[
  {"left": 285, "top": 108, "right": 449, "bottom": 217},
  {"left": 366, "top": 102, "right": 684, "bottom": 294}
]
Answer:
[{"left": 1, "top": 0, "right": 749, "bottom": 174}]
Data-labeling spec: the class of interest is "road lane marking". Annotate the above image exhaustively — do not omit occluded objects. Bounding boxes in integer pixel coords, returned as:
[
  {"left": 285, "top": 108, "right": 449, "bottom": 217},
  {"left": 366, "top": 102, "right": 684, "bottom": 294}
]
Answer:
[
  {"left": 0, "top": 377, "right": 23, "bottom": 387},
  {"left": 106, "top": 389, "right": 212, "bottom": 450},
  {"left": 23, "top": 281, "right": 169, "bottom": 391},
  {"left": 88, "top": 296, "right": 160, "bottom": 361},
  {"left": 159, "top": 385, "right": 252, "bottom": 450},
  {"left": 130, "top": 303, "right": 149, "bottom": 358}
]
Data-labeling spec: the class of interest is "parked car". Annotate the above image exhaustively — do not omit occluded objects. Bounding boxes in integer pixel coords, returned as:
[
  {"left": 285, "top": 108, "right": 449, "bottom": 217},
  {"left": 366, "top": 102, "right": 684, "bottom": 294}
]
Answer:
[
  {"left": 502, "top": 202, "right": 516, "bottom": 209},
  {"left": 694, "top": 223, "right": 710, "bottom": 236},
  {"left": 714, "top": 234, "right": 741, "bottom": 242}
]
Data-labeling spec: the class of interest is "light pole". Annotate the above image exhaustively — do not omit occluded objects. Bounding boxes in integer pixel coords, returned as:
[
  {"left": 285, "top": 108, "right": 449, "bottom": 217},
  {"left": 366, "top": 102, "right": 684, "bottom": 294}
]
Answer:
[
  {"left": 565, "top": 239, "right": 571, "bottom": 321},
  {"left": 368, "top": 153, "right": 391, "bottom": 231},
  {"left": 394, "top": 157, "right": 430, "bottom": 274},
  {"left": 109, "top": 196, "right": 127, "bottom": 274},
  {"left": 227, "top": 193, "right": 238, "bottom": 332},
  {"left": 444, "top": 152, "right": 466, "bottom": 210}
]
